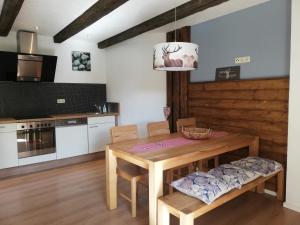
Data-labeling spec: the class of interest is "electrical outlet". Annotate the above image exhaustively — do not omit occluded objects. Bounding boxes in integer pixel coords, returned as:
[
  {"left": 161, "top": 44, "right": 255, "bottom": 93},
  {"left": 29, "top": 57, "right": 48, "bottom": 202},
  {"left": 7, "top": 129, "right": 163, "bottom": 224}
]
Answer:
[
  {"left": 235, "top": 56, "right": 251, "bottom": 64},
  {"left": 57, "top": 99, "right": 66, "bottom": 104}
]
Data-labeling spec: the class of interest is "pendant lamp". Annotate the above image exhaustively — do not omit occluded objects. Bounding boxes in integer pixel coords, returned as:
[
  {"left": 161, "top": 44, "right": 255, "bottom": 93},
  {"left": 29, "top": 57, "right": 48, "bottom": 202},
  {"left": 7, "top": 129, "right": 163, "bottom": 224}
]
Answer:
[{"left": 153, "top": 5, "right": 199, "bottom": 71}]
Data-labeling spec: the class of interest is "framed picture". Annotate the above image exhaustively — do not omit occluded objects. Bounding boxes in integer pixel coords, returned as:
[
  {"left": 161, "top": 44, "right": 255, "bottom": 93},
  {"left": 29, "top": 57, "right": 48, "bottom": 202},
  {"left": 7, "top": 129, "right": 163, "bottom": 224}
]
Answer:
[
  {"left": 72, "top": 51, "right": 91, "bottom": 71},
  {"left": 215, "top": 66, "right": 240, "bottom": 81}
]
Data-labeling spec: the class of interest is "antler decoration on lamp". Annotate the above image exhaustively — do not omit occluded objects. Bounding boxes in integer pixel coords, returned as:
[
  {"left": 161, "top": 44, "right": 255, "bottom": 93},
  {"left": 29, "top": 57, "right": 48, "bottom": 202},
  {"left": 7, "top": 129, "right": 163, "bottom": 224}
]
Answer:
[
  {"left": 153, "top": 2, "right": 199, "bottom": 72},
  {"left": 154, "top": 42, "right": 198, "bottom": 71}
]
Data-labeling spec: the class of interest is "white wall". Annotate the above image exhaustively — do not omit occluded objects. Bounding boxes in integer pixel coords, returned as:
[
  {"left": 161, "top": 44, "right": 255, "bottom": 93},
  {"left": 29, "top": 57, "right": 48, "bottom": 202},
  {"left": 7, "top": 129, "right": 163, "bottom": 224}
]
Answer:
[
  {"left": 285, "top": 0, "right": 300, "bottom": 213},
  {"left": 0, "top": 32, "right": 106, "bottom": 83},
  {"left": 106, "top": 31, "right": 166, "bottom": 137}
]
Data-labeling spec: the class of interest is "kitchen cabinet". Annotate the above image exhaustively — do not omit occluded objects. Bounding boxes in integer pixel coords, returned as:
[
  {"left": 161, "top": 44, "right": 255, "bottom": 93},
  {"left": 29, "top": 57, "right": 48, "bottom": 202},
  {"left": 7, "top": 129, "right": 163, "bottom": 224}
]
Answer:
[
  {"left": 0, "top": 51, "right": 17, "bottom": 81},
  {"left": 0, "top": 115, "right": 117, "bottom": 170},
  {"left": 88, "top": 116, "right": 115, "bottom": 153},
  {"left": 40, "top": 55, "right": 57, "bottom": 82},
  {"left": 0, "top": 124, "right": 18, "bottom": 169},
  {"left": 56, "top": 120, "right": 89, "bottom": 159}
]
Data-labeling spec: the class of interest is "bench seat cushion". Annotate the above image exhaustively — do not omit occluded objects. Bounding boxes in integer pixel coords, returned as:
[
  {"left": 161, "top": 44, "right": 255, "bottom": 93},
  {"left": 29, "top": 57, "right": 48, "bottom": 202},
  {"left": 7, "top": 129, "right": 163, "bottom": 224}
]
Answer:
[
  {"left": 231, "top": 157, "right": 282, "bottom": 177},
  {"left": 171, "top": 171, "right": 233, "bottom": 205},
  {"left": 208, "top": 164, "right": 260, "bottom": 189}
]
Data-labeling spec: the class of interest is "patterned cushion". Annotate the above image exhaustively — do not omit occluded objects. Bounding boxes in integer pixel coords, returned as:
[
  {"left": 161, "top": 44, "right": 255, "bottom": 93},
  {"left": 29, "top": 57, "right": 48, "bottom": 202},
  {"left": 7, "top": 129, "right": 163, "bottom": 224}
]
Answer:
[
  {"left": 208, "top": 164, "right": 260, "bottom": 189},
  {"left": 231, "top": 157, "right": 282, "bottom": 177},
  {"left": 171, "top": 171, "right": 233, "bottom": 205}
]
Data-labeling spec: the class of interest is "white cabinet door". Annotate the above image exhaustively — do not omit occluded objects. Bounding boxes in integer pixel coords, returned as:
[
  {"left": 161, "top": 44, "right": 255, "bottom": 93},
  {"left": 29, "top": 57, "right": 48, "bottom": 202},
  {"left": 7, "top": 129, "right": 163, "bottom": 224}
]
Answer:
[
  {"left": 56, "top": 125, "right": 88, "bottom": 159},
  {"left": 88, "top": 122, "right": 115, "bottom": 153},
  {"left": 0, "top": 124, "right": 18, "bottom": 169}
]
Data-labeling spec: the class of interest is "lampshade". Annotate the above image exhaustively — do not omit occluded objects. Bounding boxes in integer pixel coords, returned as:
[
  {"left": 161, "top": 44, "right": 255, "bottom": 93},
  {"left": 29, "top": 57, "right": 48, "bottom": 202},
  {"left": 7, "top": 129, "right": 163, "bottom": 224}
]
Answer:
[{"left": 153, "top": 42, "right": 198, "bottom": 71}]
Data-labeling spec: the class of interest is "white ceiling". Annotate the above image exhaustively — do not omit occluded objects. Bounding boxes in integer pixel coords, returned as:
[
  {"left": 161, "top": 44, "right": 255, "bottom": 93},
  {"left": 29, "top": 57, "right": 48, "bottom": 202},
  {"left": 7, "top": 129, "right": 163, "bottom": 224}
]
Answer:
[{"left": 0, "top": 0, "right": 270, "bottom": 43}]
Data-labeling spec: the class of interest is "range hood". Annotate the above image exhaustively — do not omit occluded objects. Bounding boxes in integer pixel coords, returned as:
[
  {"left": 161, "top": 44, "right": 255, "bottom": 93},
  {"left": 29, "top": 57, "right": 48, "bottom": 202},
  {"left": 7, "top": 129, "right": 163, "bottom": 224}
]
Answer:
[{"left": 1, "top": 30, "right": 57, "bottom": 82}]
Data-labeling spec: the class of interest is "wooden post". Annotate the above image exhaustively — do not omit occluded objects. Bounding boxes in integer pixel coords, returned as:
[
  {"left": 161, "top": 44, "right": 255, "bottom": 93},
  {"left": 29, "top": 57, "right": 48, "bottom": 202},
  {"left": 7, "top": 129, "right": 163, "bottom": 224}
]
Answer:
[
  {"left": 106, "top": 145, "right": 118, "bottom": 209},
  {"left": 149, "top": 162, "right": 164, "bottom": 225}
]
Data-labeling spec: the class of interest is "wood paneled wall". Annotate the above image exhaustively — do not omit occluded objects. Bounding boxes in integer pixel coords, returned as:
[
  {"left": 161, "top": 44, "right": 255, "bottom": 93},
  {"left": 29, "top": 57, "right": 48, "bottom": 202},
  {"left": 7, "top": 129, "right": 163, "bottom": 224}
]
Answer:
[{"left": 187, "top": 77, "right": 289, "bottom": 191}]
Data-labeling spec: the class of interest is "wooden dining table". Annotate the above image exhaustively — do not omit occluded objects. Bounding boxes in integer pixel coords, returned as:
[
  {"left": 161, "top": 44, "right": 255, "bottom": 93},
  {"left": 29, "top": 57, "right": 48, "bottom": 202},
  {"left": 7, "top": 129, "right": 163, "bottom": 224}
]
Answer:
[{"left": 105, "top": 132, "right": 259, "bottom": 225}]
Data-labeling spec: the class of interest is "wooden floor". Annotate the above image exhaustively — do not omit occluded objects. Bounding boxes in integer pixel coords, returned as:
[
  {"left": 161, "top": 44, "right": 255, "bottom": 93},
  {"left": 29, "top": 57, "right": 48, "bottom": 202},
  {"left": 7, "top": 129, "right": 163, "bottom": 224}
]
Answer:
[{"left": 0, "top": 160, "right": 299, "bottom": 225}]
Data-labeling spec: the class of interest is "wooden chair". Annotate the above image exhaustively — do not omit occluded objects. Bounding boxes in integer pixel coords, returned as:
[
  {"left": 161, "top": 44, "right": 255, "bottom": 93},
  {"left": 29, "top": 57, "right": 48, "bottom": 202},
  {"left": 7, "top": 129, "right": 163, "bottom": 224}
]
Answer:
[
  {"left": 176, "top": 117, "right": 197, "bottom": 131},
  {"left": 147, "top": 121, "right": 170, "bottom": 137},
  {"left": 177, "top": 117, "right": 219, "bottom": 171},
  {"left": 111, "top": 124, "right": 147, "bottom": 217},
  {"left": 111, "top": 124, "right": 139, "bottom": 144}
]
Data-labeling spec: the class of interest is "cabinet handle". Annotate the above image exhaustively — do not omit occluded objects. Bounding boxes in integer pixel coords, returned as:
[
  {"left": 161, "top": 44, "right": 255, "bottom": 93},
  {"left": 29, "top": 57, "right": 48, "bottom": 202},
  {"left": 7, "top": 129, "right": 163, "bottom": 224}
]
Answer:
[
  {"left": 89, "top": 126, "right": 99, "bottom": 128},
  {"left": 0, "top": 126, "right": 6, "bottom": 129}
]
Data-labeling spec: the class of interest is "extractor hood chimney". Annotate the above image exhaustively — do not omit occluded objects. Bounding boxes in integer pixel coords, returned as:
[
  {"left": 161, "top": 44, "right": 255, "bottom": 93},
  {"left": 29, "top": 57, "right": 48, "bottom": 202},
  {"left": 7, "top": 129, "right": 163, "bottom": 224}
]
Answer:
[
  {"left": 16, "top": 30, "right": 43, "bottom": 81},
  {"left": 17, "top": 30, "right": 38, "bottom": 54}
]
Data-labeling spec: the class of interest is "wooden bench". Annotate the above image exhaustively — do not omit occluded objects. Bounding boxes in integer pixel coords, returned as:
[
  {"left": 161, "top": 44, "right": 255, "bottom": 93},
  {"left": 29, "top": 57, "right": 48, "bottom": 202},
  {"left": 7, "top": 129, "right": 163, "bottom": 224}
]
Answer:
[{"left": 158, "top": 169, "right": 284, "bottom": 225}]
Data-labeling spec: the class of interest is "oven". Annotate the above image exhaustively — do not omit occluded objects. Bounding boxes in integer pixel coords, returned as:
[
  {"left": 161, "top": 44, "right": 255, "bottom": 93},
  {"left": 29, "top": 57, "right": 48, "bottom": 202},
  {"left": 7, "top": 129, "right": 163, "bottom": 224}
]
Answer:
[{"left": 17, "top": 121, "right": 56, "bottom": 158}]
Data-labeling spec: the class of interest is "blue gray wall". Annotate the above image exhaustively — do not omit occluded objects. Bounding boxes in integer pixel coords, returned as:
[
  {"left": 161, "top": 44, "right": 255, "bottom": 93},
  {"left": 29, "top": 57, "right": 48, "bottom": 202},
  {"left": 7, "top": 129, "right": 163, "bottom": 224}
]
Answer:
[{"left": 191, "top": 0, "right": 291, "bottom": 82}]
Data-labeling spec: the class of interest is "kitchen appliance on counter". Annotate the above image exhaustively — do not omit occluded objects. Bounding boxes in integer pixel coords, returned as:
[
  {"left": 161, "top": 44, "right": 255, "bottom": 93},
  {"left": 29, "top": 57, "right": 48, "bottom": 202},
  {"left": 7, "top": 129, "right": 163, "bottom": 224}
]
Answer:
[{"left": 17, "top": 121, "right": 56, "bottom": 158}]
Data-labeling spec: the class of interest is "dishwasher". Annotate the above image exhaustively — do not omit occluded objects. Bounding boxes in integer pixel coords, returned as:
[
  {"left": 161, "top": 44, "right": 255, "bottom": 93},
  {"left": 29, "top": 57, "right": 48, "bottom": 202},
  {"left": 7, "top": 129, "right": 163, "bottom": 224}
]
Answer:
[{"left": 55, "top": 118, "right": 88, "bottom": 159}]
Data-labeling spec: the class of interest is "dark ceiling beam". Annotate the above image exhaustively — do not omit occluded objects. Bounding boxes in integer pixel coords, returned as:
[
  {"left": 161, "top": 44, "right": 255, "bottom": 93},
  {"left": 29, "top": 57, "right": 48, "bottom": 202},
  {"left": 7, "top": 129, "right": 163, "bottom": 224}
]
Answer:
[
  {"left": 54, "top": 0, "right": 129, "bottom": 43},
  {"left": 98, "top": 0, "right": 229, "bottom": 49},
  {"left": 0, "top": 0, "right": 24, "bottom": 36}
]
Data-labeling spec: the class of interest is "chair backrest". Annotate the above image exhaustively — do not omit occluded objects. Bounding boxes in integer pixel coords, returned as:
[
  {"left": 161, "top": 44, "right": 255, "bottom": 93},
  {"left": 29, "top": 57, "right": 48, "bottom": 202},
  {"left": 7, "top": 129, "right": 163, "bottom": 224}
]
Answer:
[
  {"left": 147, "top": 121, "right": 170, "bottom": 137},
  {"left": 176, "top": 117, "right": 197, "bottom": 132},
  {"left": 111, "top": 124, "right": 138, "bottom": 143}
]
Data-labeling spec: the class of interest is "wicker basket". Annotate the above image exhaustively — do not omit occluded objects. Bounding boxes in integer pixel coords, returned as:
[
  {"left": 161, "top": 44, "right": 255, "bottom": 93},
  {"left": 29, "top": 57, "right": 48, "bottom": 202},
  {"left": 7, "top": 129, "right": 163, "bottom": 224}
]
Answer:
[{"left": 181, "top": 127, "right": 212, "bottom": 140}]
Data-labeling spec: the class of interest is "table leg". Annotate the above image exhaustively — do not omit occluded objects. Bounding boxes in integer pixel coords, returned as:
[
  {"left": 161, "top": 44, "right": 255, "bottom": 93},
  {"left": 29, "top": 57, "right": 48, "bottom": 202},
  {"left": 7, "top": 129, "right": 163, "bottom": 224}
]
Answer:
[
  {"left": 158, "top": 199, "right": 170, "bottom": 225},
  {"left": 277, "top": 169, "right": 285, "bottom": 201},
  {"left": 106, "top": 145, "right": 117, "bottom": 210},
  {"left": 180, "top": 213, "right": 194, "bottom": 225},
  {"left": 257, "top": 182, "right": 265, "bottom": 194},
  {"left": 149, "top": 162, "right": 164, "bottom": 225}
]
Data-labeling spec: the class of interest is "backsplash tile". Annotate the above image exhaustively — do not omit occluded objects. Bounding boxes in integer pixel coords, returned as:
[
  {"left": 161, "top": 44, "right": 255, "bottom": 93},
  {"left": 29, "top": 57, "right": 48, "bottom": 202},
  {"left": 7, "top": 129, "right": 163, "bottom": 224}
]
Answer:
[{"left": 0, "top": 82, "right": 106, "bottom": 118}]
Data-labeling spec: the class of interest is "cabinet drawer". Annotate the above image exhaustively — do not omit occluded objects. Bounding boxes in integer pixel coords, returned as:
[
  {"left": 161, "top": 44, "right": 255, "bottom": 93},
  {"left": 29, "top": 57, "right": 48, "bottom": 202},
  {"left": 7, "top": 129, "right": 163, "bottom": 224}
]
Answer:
[
  {"left": 88, "top": 116, "right": 115, "bottom": 125},
  {"left": 18, "top": 153, "right": 57, "bottom": 166},
  {"left": 0, "top": 123, "right": 17, "bottom": 133}
]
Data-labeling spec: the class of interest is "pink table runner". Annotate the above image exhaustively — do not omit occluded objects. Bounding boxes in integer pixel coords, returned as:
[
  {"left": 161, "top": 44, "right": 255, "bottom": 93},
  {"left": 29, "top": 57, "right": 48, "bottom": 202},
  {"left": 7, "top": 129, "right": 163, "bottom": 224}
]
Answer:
[{"left": 131, "top": 131, "right": 228, "bottom": 153}]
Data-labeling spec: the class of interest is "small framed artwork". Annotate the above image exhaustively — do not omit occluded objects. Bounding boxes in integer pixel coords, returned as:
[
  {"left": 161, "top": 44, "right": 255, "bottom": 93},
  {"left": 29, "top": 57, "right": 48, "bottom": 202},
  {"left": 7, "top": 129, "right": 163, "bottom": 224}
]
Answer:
[
  {"left": 215, "top": 66, "right": 240, "bottom": 81},
  {"left": 72, "top": 51, "right": 91, "bottom": 71}
]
